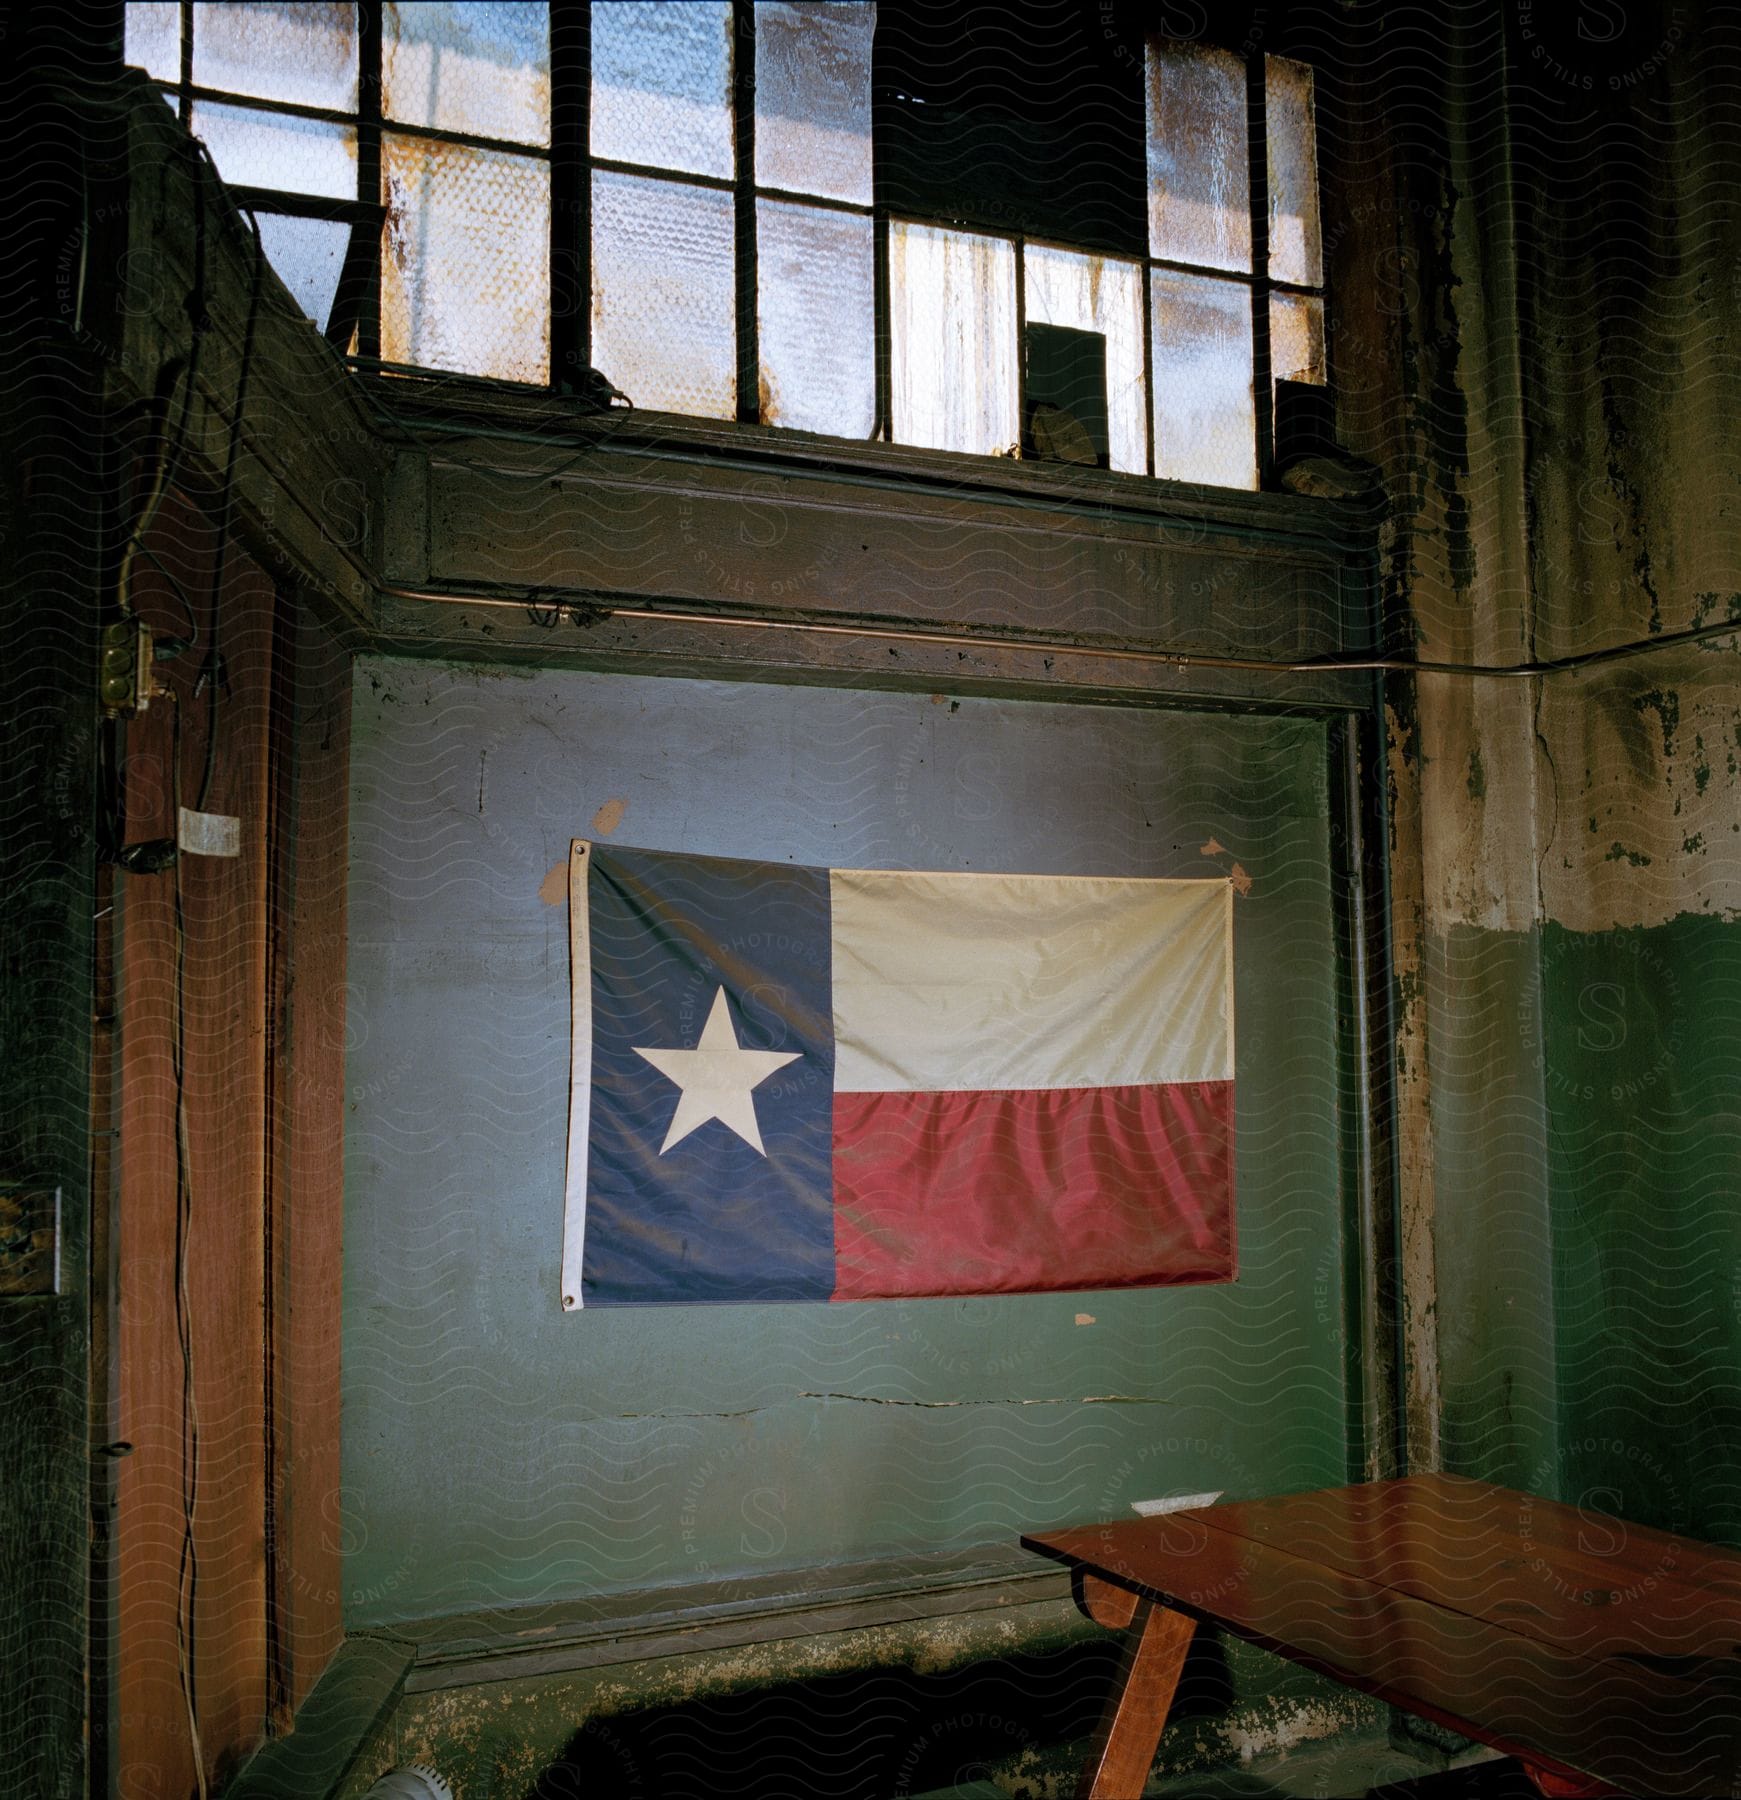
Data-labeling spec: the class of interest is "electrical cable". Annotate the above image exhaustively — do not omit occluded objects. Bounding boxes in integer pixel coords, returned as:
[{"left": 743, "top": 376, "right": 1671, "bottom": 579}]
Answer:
[
  {"left": 196, "top": 191, "right": 267, "bottom": 814},
  {"left": 167, "top": 694, "right": 209, "bottom": 1800},
  {"left": 117, "top": 136, "right": 210, "bottom": 622},
  {"left": 383, "top": 584, "right": 1741, "bottom": 682}
]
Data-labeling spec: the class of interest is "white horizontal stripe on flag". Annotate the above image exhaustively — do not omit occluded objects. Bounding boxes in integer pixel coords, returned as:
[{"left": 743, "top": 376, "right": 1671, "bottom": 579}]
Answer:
[{"left": 829, "top": 870, "right": 1232, "bottom": 1095}]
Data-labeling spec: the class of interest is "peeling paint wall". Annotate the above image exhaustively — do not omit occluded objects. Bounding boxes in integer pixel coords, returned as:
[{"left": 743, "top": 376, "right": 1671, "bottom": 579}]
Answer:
[{"left": 1350, "top": 1, "right": 1741, "bottom": 1527}]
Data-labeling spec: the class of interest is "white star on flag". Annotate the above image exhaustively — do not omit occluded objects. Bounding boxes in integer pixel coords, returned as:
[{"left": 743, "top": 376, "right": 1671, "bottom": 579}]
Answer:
[{"left": 632, "top": 986, "right": 802, "bottom": 1156}]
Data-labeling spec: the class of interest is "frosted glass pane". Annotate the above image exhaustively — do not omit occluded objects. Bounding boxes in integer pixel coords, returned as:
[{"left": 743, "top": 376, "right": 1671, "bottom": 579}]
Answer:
[
  {"left": 890, "top": 222, "right": 1017, "bottom": 457},
  {"left": 384, "top": 2, "right": 549, "bottom": 147},
  {"left": 1146, "top": 39, "right": 1250, "bottom": 274},
  {"left": 382, "top": 134, "right": 550, "bottom": 382},
  {"left": 255, "top": 213, "right": 350, "bottom": 330},
  {"left": 194, "top": 102, "right": 357, "bottom": 198},
  {"left": 1267, "top": 56, "right": 1322, "bottom": 286},
  {"left": 755, "top": 1, "right": 874, "bottom": 205},
  {"left": 592, "top": 170, "right": 735, "bottom": 418},
  {"left": 1150, "top": 270, "right": 1255, "bottom": 490},
  {"left": 757, "top": 200, "right": 874, "bottom": 436},
  {"left": 195, "top": 2, "right": 358, "bottom": 111},
  {"left": 1270, "top": 290, "right": 1325, "bottom": 386},
  {"left": 1023, "top": 244, "right": 1147, "bottom": 475},
  {"left": 592, "top": 1, "right": 733, "bottom": 181},
  {"left": 126, "top": 2, "right": 181, "bottom": 80}
]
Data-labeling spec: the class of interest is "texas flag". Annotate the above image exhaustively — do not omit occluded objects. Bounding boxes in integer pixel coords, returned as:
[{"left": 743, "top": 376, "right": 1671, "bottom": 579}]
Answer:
[{"left": 561, "top": 841, "right": 1235, "bottom": 1309}]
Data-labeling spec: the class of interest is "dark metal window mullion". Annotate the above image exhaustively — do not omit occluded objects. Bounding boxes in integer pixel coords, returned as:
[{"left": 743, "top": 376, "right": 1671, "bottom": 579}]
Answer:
[
  {"left": 178, "top": 0, "right": 193, "bottom": 124},
  {"left": 1142, "top": 256, "right": 1156, "bottom": 479},
  {"left": 357, "top": 0, "right": 383, "bottom": 363},
  {"left": 550, "top": 2, "right": 590, "bottom": 388},
  {"left": 1013, "top": 233, "right": 1026, "bottom": 458},
  {"left": 872, "top": 206, "right": 893, "bottom": 440},
  {"left": 1246, "top": 49, "right": 1273, "bottom": 483},
  {"left": 732, "top": 0, "right": 758, "bottom": 425}
]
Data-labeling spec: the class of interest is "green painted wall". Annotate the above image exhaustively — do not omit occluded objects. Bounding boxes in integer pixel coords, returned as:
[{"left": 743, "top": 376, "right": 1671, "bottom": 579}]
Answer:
[
  {"left": 342, "top": 660, "right": 1357, "bottom": 1624},
  {"left": 1426, "top": 926, "right": 1558, "bottom": 1494},
  {"left": 1541, "top": 916, "right": 1741, "bottom": 1544}
]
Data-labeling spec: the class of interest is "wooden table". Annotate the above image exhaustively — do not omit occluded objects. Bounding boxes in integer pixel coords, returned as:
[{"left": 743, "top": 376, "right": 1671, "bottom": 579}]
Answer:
[{"left": 1022, "top": 1473, "right": 1741, "bottom": 1799}]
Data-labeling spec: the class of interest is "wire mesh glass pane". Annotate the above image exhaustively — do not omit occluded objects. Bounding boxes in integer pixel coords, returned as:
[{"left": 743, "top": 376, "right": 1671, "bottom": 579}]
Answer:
[
  {"left": 592, "top": 169, "right": 735, "bottom": 418},
  {"left": 591, "top": 1, "right": 733, "bottom": 182},
  {"left": 126, "top": 2, "right": 181, "bottom": 80},
  {"left": 194, "top": 101, "right": 358, "bottom": 198},
  {"left": 384, "top": 2, "right": 550, "bottom": 148},
  {"left": 1146, "top": 38, "right": 1250, "bottom": 274},
  {"left": 194, "top": 2, "right": 358, "bottom": 112},
  {"left": 1270, "top": 289, "right": 1325, "bottom": 387},
  {"left": 757, "top": 200, "right": 874, "bottom": 436},
  {"left": 383, "top": 133, "right": 550, "bottom": 382},
  {"left": 1150, "top": 269, "right": 1255, "bottom": 490},
  {"left": 255, "top": 213, "right": 350, "bottom": 330},
  {"left": 1267, "top": 55, "right": 1322, "bottom": 286},
  {"left": 755, "top": 1, "right": 874, "bottom": 206},
  {"left": 890, "top": 222, "right": 1017, "bottom": 456},
  {"left": 1023, "top": 244, "right": 1146, "bottom": 475}
]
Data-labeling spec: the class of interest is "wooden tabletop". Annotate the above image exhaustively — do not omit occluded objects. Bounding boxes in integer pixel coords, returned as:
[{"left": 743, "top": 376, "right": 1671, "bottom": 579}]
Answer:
[{"left": 1023, "top": 1473, "right": 1741, "bottom": 1797}]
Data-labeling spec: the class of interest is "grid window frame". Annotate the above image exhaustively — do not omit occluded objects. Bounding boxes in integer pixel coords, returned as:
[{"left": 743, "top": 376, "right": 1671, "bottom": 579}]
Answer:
[{"left": 126, "top": 3, "right": 1328, "bottom": 488}]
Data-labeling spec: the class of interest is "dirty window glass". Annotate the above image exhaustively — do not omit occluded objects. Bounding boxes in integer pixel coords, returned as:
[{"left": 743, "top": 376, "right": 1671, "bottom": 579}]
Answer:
[
  {"left": 125, "top": 2, "right": 181, "bottom": 81},
  {"left": 592, "top": 168, "right": 736, "bottom": 418},
  {"left": 890, "top": 222, "right": 1018, "bottom": 457},
  {"left": 758, "top": 199, "right": 875, "bottom": 436},
  {"left": 193, "top": 101, "right": 359, "bottom": 198},
  {"left": 1267, "top": 55, "right": 1322, "bottom": 287},
  {"left": 1270, "top": 289, "right": 1325, "bottom": 389},
  {"left": 383, "top": 133, "right": 551, "bottom": 383},
  {"left": 1024, "top": 244, "right": 1147, "bottom": 476},
  {"left": 591, "top": 1, "right": 733, "bottom": 182},
  {"left": 255, "top": 214, "right": 351, "bottom": 331},
  {"left": 194, "top": 1, "right": 359, "bottom": 112},
  {"left": 1146, "top": 40, "right": 1250, "bottom": 275},
  {"left": 1150, "top": 269, "right": 1256, "bottom": 490},
  {"left": 384, "top": 2, "right": 550, "bottom": 147},
  {"left": 755, "top": 1, "right": 874, "bottom": 206}
]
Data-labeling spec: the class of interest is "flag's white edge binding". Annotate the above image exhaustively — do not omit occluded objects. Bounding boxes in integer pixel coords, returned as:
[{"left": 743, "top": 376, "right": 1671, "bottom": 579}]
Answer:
[
  {"left": 561, "top": 839, "right": 593, "bottom": 1311},
  {"left": 1131, "top": 1491, "right": 1224, "bottom": 1516}
]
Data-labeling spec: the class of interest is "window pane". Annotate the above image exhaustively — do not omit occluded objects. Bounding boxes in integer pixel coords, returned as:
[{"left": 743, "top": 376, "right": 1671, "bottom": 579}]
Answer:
[
  {"left": 755, "top": 1, "right": 873, "bottom": 206},
  {"left": 591, "top": 1, "right": 733, "bottom": 182},
  {"left": 592, "top": 169, "right": 735, "bottom": 418},
  {"left": 125, "top": 2, "right": 181, "bottom": 80},
  {"left": 1270, "top": 290, "right": 1325, "bottom": 387},
  {"left": 890, "top": 222, "right": 1017, "bottom": 457},
  {"left": 1023, "top": 244, "right": 1146, "bottom": 475},
  {"left": 1145, "top": 39, "right": 1250, "bottom": 274},
  {"left": 384, "top": 2, "right": 550, "bottom": 148},
  {"left": 255, "top": 213, "right": 351, "bottom": 331},
  {"left": 1267, "top": 55, "right": 1322, "bottom": 286},
  {"left": 194, "top": 2, "right": 358, "bottom": 112},
  {"left": 383, "top": 134, "right": 550, "bottom": 382},
  {"left": 195, "top": 101, "right": 358, "bottom": 198},
  {"left": 1150, "top": 270, "right": 1255, "bottom": 490},
  {"left": 757, "top": 200, "right": 874, "bottom": 437}
]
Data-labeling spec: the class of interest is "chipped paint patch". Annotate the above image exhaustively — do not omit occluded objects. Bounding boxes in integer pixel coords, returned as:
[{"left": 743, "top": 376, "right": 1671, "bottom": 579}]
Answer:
[
  {"left": 591, "top": 795, "right": 627, "bottom": 836},
  {"left": 538, "top": 859, "right": 567, "bottom": 905}
]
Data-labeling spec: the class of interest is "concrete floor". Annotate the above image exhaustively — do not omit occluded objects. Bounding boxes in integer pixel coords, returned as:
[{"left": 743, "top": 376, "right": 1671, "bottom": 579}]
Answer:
[{"left": 1146, "top": 1733, "right": 1525, "bottom": 1799}]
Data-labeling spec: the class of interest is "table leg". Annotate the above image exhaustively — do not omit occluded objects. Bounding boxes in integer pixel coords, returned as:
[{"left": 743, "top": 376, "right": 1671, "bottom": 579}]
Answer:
[{"left": 1076, "top": 1593, "right": 1197, "bottom": 1800}]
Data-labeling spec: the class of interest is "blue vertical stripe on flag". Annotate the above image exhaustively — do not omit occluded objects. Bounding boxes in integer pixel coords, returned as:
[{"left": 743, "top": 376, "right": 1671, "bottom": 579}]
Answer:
[{"left": 583, "top": 846, "right": 837, "bottom": 1305}]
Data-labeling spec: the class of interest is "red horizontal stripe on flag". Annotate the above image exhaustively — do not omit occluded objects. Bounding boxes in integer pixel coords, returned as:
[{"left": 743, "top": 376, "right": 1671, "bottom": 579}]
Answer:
[{"left": 830, "top": 1082, "right": 1234, "bottom": 1301}]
